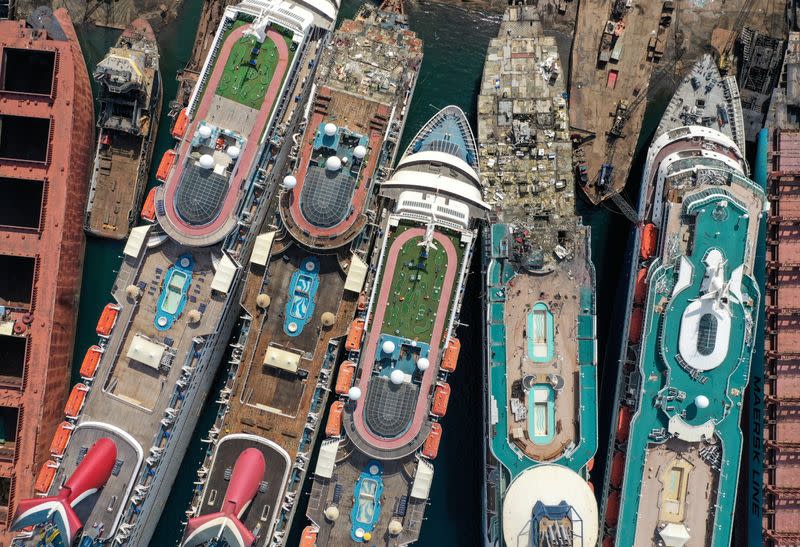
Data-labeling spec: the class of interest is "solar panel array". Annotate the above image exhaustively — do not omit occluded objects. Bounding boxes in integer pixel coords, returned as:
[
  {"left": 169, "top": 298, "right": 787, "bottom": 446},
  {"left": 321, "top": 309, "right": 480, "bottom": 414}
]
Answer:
[
  {"left": 363, "top": 377, "right": 418, "bottom": 438},
  {"left": 298, "top": 165, "right": 356, "bottom": 228},
  {"left": 175, "top": 164, "right": 229, "bottom": 225}
]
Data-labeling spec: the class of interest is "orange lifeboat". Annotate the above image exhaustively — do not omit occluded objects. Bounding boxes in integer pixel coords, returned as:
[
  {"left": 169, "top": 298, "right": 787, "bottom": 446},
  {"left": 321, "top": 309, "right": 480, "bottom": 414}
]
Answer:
[
  {"left": 633, "top": 268, "right": 647, "bottom": 306},
  {"left": 441, "top": 338, "right": 460, "bottom": 373},
  {"left": 640, "top": 223, "right": 657, "bottom": 260},
  {"left": 141, "top": 187, "right": 157, "bottom": 223},
  {"left": 96, "top": 303, "right": 121, "bottom": 337},
  {"left": 605, "top": 490, "right": 620, "bottom": 527},
  {"left": 65, "top": 383, "right": 89, "bottom": 419},
  {"left": 172, "top": 108, "right": 189, "bottom": 139},
  {"left": 299, "top": 526, "right": 317, "bottom": 547},
  {"left": 335, "top": 361, "right": 356, "bottom": 395},
  {"left": 431, "top": 383, "right": 451, "bottom": 417},
  {"left": 50, "top": 421, "right": 74, "bottom": 457},
  {"left": 34, "top": 460, "right": 58, "bottom": 493},
  {"left": 345, "top": 319, "right": 365, "bottom": 351},
  {"left": 422, "top": 422, "right": 442, "bottom": 459},
  {"left": 79, "top": 345, "right": 103, "bottom": 380},
  {"left": 610, "top": 451, "right": 625, "bottom": 489},
  {"left": 325, "top": 401, "right": 344, "bottom": 437},
  {"left": 616, "top": 406, "right": 632, "bottom": 443},
  {"left": 629, "top": 307, "right": 643, "bottom": 344},
  {"left": 156, "top": 150, "right": 177, "bottom": 182}
]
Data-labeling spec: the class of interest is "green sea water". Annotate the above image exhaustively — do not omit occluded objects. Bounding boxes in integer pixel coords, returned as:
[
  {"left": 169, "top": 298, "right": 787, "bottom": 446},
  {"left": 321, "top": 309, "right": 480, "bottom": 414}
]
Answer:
[{"left": 69, "top": 1, "right": 640, "bottom": 545}]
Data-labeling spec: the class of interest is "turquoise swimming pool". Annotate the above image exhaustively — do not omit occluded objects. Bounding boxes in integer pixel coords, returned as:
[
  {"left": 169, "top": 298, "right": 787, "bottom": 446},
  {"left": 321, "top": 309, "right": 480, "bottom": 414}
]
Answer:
[
  {"left": 284, "top": 257, "right": 319, "bottom": 337},
  {"left": 350, "top": 461, "right": 383, "bottom": 542},
  {"left": 528, "top": 383, "right": 555, "bottom": 445},
  {"left": 154, "top": 255, "right": 194, "bottom": 331},
  {"left": 527, "top": 302, "right": 554, "bottom": 363}
]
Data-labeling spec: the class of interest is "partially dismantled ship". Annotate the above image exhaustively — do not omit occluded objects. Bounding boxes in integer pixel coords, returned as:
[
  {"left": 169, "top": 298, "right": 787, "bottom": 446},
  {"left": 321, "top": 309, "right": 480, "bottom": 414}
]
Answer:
[
  {"left": 478, "top": 7, "right": 599, "bottom": 546},
  {"left": 85, "top": 18, "right": 162, "bottom": 240}
]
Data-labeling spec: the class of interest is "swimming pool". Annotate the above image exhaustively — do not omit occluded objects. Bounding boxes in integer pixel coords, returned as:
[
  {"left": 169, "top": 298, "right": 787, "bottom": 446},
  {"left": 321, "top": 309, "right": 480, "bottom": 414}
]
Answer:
[
  {"left": 284, "top": 257, "right": 320, "bottom": 337},
  {"left": 527, "top": 302, "right": 554, "bottom": 363},
  {"left": 154, "top": 255, "right": 194, "bottom": 331},
  {"left": 528, "top": 383, "right": 555, "bottom": 445},
  {"left": 350, "top": 461, "right": 383, "bottom": 542}
]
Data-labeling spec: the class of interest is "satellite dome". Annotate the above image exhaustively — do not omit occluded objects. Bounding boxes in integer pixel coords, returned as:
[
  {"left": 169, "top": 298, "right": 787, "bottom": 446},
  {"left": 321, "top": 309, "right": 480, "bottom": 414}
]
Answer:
[
  {"left": 321, "top": 312, "right": 336, "bottom": 327},
  {"left": 390, "top": 369, "right": 404, "bottom": 385},
  {"left": 282, "top": 175, "right": 297, "bottom": 189},
  {"left": 256, "top": 294, "right": 271, "bottom": 308},
  {"left": 226, "top": 145, "right": 240, "bottom": 159},
  {"left": 353, "top": 145, "right": 367, "bottom": 159},
  {"left": 199, "top": 154, "right": 214, "bottom": 169},
  {"left": 198, "top": 125, "right": 212, "bottom": 138},
  {"left": 324, "top": 506, "right": 339, "bottom": 522},
  {"left": 324, "top": 122, "right": 337, "bottom": 136},
  {"left": 417, "top": 357, "right": 430, "bottom": 371},
  {"left": 348, "top": 386, "right": 362, "bottom": 401},
  {"left": 382, "top": 340, "right": 396, "bottom": 354},
  {"left": 325, "top": 156, "right": 342, "bottom": 171},
  {"left": 695, "top": 395, "right": 710, "bottom": 409}
]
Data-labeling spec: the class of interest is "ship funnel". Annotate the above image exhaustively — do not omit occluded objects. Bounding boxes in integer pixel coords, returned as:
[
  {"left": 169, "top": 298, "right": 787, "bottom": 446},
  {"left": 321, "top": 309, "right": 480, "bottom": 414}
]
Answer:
[
  {"left": 182, "top": 448, "right": 266, "bottom": 547},
  {"left": 11, "top": 437, "right": 117, "bottom": 543}
]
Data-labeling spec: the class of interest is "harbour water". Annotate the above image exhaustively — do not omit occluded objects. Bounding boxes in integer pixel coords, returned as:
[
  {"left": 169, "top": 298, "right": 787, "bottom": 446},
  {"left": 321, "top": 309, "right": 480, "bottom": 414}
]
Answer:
[{"left": 68, "top": 1, "right": 643, "bottom": 544}]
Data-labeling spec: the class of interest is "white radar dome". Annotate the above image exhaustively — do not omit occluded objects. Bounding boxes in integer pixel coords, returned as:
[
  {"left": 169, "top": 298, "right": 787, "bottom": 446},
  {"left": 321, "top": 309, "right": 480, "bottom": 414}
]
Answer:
[
  {"left": 382, "top": 340, "right": 396, "bottom": 354},
  {"left": 198, "top": 125, "right": 212, "bottom": 138},
  {"left": 390, "top": 369, "right": 404, "bottom": 385},
  {"left": 348, "top": 386, "right": 362, "bottom": 401},
  {"left": 417, "top": 357, "right": 430, "bottom": 371},
  {"left": 199, "top": 154, "right": 214, "bottom": 169},
  {"left": 326, "top": 156, "right": 342, "bottom": 171},
  {"left": 282, "top": 175, "right": 297, "bottom": 189},
  {"left": 324, "top": 122, "right": 337, "bottom": 136},
  {"left": 226, "top": 145, "right": 240, "bottom": 159},
  {"left": 353, "top": 145, "right": 367, "bottom": 159},
  {"left": 695, "top": 395, "right": 710, "bottom": 409}
]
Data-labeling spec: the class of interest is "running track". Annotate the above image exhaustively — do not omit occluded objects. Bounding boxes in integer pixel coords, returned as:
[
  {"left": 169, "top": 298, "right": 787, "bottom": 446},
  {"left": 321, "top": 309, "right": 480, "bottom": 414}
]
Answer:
[
  {"left": 159, "top": 27, "right": 289, "bottom": 240},
  {"left": 351, "top": 227, "right": 458, "bottom": 450}
]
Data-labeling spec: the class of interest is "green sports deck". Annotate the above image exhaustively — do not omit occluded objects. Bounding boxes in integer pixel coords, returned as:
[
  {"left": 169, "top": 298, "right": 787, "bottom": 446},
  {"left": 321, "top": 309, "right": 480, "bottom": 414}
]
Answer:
[{"left": 216, "top": 33, "right": 286, "bottom": 109}]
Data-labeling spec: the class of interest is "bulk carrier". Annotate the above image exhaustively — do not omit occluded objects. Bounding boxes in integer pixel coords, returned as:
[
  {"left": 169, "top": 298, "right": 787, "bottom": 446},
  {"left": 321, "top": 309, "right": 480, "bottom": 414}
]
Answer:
[
  {"left": 9, "top": 0, "right": 339, "bottom": 544},
  {"left": 178, "top": 3, "right": 422, "bottom": 546},
  {"left": 599, "top": 55, "right": 766, "bottom": 546},
  {"left": 304, "top": 105, "right": 488, "bottom": 545},
  {"left": 478, "top": 7, "right": 599, "bottom": 546},
  {"left": 0, "top": 7, "right": 94, "bottom": 545},
  {"left": 85, "top": 18, "right": 162, "bottom": 240}
]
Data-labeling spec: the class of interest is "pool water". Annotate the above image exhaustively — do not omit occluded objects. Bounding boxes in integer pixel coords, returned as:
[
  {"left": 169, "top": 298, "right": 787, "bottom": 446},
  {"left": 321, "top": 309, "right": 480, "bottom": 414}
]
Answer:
[
  {"left": 284, "top": 257, "right": 320, "bottom": 337},
  {"left": 154, "top": 255, "right": 194, "bottom": 331},
  {"left": 350, "top": 461, "right": 384, "bottom": 541},
  {"left": 527, "top": 302, "right": 554, "bottom": 363},
  {"left": 528, "top": 383, "right": 556, "bottom": 445}
]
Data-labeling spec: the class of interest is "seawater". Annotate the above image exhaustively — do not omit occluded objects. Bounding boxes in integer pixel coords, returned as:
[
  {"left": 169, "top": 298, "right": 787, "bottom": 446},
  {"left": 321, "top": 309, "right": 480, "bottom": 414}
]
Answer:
[{"left": 70, "top": 1, "right": 640, "bottom": 545}]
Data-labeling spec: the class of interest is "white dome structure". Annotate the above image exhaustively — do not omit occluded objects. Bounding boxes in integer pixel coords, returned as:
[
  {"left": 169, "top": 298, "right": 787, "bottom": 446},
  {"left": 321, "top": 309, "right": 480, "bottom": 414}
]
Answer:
[
  {"left": 226, "top": 145, "right": 240, "bottom": 159},
  {"left": 199, "top": 154, "right": 214, "bottom": 169},
  {"left": 282, "top": 175, "right": 297, "bottom": 189},
  {"left": 388, "top": 519, "right": 403, "bottom": 535},
  {"left": 353, "top": 145, "right": 367, "bottom": 159},
  {"left": 382, "top": 340, "right": 396, "bottom": 354},
  {"left": 417, "top": 357, "right": 430, "bottom": 371},
  {"left": 348, "top": 386, "right": 362, "bottom": 401},
  {"left": 198, "top": 124, "right": 212, "bottom": 138},
  {"left": 324, "top": 122, "right": 337, "bottom": 136},
  {"left": 390, "top": 369, "right": 404, "bottom": 385},
  {"left": 324, "top": 506, "right": 340, "bottom": 522},
  {"left": 695, "top": 395, "right": 710, "bottom": 409},
  {"left": 325, "top": 156, "right": 342, "bottom": 171}
]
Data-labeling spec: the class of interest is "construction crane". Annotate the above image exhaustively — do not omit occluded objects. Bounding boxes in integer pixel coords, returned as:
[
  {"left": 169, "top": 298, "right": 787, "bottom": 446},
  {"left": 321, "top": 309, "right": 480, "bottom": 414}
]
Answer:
[{"left": 718, "top": 0, "right": 757, "bottom": 74}]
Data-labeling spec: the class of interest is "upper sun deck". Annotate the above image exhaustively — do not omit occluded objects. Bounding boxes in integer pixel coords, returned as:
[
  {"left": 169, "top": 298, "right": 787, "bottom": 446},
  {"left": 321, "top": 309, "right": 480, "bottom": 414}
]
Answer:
[{"left": 156, "top": 6, "right": 303, "bottom": 247}]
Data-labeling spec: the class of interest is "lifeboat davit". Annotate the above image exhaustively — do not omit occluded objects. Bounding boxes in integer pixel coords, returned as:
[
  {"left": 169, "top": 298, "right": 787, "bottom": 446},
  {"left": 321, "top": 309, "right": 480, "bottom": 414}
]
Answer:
[
  {"left": 441, "top": 338, "right": 460, "bottom": 373},
  {"left": 141, "top": 187, "right": 157, "bottom": 223},
  {"left": 172, "top": 108, "right": 189, "bottom": 139},
  {"left": 610, "top": 451, "right": 625, "bottom": 489},
  {"left": 79, "top": 345, "right": 103, "bottom": 380},
  {"left": 50, "top": 421, "right": 74, "bottom": 457},
  {"left": 156, "top": 150, "right": 177, "bottom": 182},
  {"left": 605, "top": 490, "right": 620, "bottom": 527},
  {"left": 616, "top": 406, "right": 632, "bottom": 443},
  {"left": 345, "top": 319, "right": 365, "bottom": 352},
  {"left": 633, "top": 268, "right": 647, "bottom": 306},
  {"left": 299, "top": 526, "right": 317, "bottom": 547},
  {"left": 640, "top": 223, "right": 657, "bottom": 260},
  {"left": 65, "top": 383, "right": 89, "bottom": 419},
  {"left": 325, "top": 401, "right": 344, "bottom": 437},
  {"left": 34, "top": 460, "right": 58, "bottom": 493},
  {"left": 431, "top": 383, "right": 451, "bottom": 417},
  {"left": 629, "top": 307, "right": 644, "bottom": 344},
  {"left": 96, "top": 303, "right": 121, "bottom": 337},
  {"left": 422, "top": 422, "right": 442, "bottom": 459},
  {"left": 335, "top": 361, "right": 356, "bottom": 395}
]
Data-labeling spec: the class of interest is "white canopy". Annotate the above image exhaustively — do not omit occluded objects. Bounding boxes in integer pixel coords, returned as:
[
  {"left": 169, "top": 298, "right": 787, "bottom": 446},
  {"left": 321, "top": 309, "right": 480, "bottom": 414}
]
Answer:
[
  {"left": 314, "top": 438, "right": 340, "bottom": 479},
  {"left": 250, "top": 231, "right": 276, "bottom": 266},
  {"left": 211, "top": 254, "right": 237, "bottom": 295},
  {"left": 410, "top": 458, "right": 434, "bottom": 499},
  {"left": 659, "top": 523, "right": 691, "bottom": 547},
  {"left": 127, "top": 334, "right": 166, "bottom": 370},
  {"left": 123, "top": 225, "right": 151, "bottom": 258},
  {"left": 344, "top": 254, "right": 368, "bottom": 293},
  {"left": 263, "top": 346, "right": 300, "bottom": 373}
]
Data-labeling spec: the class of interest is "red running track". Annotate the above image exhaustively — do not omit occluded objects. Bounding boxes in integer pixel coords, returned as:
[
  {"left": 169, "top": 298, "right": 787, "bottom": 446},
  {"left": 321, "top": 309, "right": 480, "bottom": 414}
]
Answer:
[
  {"left": 160, "top": 27, "right": 289, "bottom": 239},
  {"left": 352, "top": 227, "right": 458, "bottom": 450}
]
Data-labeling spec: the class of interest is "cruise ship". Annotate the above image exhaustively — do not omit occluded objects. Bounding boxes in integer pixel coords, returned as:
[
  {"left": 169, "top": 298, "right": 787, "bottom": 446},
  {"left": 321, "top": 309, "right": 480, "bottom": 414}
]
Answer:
[
  {"left": 478, "top": 7, "right": 599, "bottom": 546},
  {"left": 179, "top": 4, "right": 423, "bottom": 546},
  {"left": 304, "top": 105, "right": 488, "bottom": 545},
  {"left": 9, "top": 0, "right": 338, "bottom": 545},
  {"left": 599, "top": 55, "right": 766, "bottom": 546}
]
